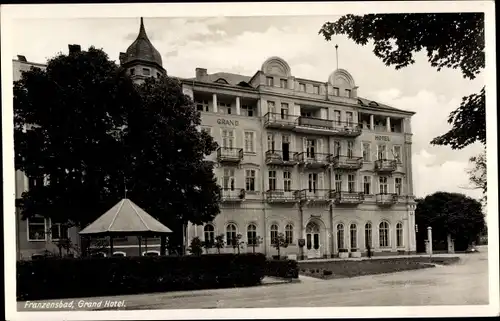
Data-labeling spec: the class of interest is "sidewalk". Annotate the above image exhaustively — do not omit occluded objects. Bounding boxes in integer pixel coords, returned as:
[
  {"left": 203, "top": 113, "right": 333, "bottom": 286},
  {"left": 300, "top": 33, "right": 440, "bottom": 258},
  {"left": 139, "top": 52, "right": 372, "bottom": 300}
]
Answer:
[{"left": 298, "top": 252, "right": 463, "bottom": 264}]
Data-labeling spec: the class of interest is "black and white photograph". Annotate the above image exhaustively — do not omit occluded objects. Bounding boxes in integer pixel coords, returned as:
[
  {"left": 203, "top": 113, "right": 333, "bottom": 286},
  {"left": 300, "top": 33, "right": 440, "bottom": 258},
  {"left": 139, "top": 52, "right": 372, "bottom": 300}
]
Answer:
[{"left": 2, "top": 1, "right": 498, "bottom": 319}]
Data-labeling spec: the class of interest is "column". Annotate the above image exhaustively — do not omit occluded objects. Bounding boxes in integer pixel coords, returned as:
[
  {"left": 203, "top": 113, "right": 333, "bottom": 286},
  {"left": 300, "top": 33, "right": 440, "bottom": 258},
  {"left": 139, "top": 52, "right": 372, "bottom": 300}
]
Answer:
[
  {"left": 386, "top": 116, "right": 391, "bottom": 132},
  {"left": 370, "top": 115, "right": 374, "bottom": 130},
  {"left": 427, "top": 227, "right": 433, "bottom": 255},
  {"left": 236, "top": 96, "right": 241, "bottom": 115},
  {"left": 320, "top": 108, "right": 327, "bottom": 120},
  {"left": 212, "top": 93, "right": 218, "bottom": 113}
]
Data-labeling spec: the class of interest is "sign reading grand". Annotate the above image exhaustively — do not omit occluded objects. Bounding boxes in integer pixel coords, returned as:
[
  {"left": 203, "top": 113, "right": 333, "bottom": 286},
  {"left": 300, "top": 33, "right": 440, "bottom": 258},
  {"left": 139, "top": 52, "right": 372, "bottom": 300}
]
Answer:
[
  {"left": 217, "top": 119, "right": 239, "bottom": 126},
  {"left": 375, "top": 135, "right": 390, "bottom": 141}
]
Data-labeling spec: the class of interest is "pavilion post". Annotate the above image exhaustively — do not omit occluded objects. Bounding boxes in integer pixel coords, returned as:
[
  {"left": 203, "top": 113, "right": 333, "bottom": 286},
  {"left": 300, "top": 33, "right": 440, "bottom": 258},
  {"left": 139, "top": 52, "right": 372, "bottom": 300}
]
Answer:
[
  {"left": 109, "top": 235, "right": 114, "bottom": 257},
  {"left": 145, "top": 237, "right": 148, "bottom": 254},
  {"left": 138, "top": 236, "right": 142, "bottom": 256}
]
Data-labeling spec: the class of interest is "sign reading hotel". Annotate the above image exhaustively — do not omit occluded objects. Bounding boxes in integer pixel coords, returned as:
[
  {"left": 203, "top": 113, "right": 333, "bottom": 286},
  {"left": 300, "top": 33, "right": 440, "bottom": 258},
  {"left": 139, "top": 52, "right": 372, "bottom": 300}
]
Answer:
[
  {"left": 217, "top": 119, "right": 239, "bottom": 126},
  {"left": 375, "top": 135, "right": 390, "bottom": 141}
]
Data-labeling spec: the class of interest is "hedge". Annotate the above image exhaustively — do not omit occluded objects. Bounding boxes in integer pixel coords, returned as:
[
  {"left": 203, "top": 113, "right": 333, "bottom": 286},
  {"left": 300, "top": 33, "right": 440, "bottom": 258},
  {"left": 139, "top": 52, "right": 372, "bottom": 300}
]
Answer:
[
  {"left": 265, "top": 259, "right": 299, "bottom": 279},
  {"left": 17, "top": 253, "right": 266, "bottom": 301}
]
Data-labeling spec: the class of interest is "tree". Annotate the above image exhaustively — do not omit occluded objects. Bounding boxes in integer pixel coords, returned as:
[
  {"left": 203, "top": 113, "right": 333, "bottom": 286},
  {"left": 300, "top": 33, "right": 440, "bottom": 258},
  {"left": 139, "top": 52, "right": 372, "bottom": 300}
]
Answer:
[
  {"left": 319, "top": 13, "right": 485, "bottom": 149},
  {"left": 188, "top": 236, "right": 203, "bottom": 256},
  {"left": 250, "top": 235, "right": 263, "bottom": 254},
  {"left": 232, "top": 233, "right": 245, "bottom": 254},
  {"left": 202, "top": 239, "right": 214, "bottom": 254},
  {"left": 272, "top": 233, "right": 289, "bottom": 258},
  {"left": 466, "top": 148, "right": 487, "bottom": 204},
  {"left": 14, "top": 46, "right": 221, "bottom": 252},
  {"left": 415, "top": 192, "right": 485, "bottom": 251},
  {"left": 214, "top": 234, "right": 225, "bottom": 254}
]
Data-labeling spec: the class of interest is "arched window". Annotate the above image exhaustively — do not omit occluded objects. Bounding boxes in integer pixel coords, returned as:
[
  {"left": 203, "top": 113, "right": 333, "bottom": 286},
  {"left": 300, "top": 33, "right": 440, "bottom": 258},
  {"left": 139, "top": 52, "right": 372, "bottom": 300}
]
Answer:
[
  {"left": 365, "top": 223, "right": 372, "bottom": 248},
  {"left": 379, "top": 221, "right": 390, "bottom": 247},
  {"left": 350, "top": 224, "right": 357, "bottom": 249},
  {"left": 204, "top": 224, "right": 215, "bottom": 244},
  {"left": 337, "top": 223, "right": 345, "bottom": 249},
  {"left": 285, "top": 224, "right": 294, "bottom": 244},
  {"left": 226, "top": 223, "right": 237, "bottom": 246},
  {"left": 112, "top": 251, "right": 126, "bottom": 257},
  {"left": 270, "top": 224, "right": 279, "bottom": 245},
  {"left": 396, "top": 222, "right": 404, "bottom": 247},
  {"left": 143, "top": 251, "right": 160, "bottom": 257},
  {"left": 247, "top": 224, "right": 257, "bottom": 246}
]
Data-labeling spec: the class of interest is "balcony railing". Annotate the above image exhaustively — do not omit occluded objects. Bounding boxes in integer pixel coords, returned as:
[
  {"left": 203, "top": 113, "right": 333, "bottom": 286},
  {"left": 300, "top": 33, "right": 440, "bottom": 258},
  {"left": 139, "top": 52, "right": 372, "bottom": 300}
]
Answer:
[
  {"left": 221, "top": 188, "right": 246, "bottom": 202},
  {"left": 265, "top": 189, "right": 297, "bottom": 202},
  {"left": 331, "top": 191, "right": 365, "bottom": 204},
  {"left": 330, "top": 155, "right": 363, "bottom": 170},
  {"left": 265, "top": 150, "right": 298, "bottom": 166},
  {"left": 295, "top": 152, "right": 331, "bottom": 168},
  {"left": 217, "top": 147, "right": 244, "bottom": 163},
  {"left": 296, "top": 118, "right": 362, "bottom": 137},
  {"left": 295, "top": 189, "right": 330, "bottom": 202},
  {"left": 375, "top": 193, "right": 398, "bottom": 205},
  {"left": 374, "top": 159, "right": 397, "bottom": 172},
  {"left": 264, "top": 112, "right": 299, "bottom": 129}
]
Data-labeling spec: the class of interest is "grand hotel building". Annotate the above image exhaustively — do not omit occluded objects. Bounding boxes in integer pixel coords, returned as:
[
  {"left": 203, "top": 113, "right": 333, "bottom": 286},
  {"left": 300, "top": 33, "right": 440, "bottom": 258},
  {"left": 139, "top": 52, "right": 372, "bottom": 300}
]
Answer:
[{"left": 13, "top": 18, "right": 417, "bottom": 259}]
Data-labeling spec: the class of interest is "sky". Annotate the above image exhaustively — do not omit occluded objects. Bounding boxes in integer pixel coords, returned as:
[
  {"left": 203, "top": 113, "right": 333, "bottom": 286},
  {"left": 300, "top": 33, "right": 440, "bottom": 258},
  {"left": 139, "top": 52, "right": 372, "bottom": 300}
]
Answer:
[{"left": 11, "top": 15, "right": 485, "bottom": 200}]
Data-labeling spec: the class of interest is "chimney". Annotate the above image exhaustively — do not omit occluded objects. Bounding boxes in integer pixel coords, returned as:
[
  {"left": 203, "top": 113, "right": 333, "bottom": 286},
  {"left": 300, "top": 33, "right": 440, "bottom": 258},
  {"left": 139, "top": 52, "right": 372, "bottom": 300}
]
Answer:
[
  {"left": 17, "top": 55, "right": 27, "bottom": 62},
  {"left": 119, "top": 52, "right": 126, "bottom": 65},
  {"left": 68, "top": 44, "right": 81, "bottom": 54},
  {"left": 195, "top": 68, "right": 207, "bottom": 79}
]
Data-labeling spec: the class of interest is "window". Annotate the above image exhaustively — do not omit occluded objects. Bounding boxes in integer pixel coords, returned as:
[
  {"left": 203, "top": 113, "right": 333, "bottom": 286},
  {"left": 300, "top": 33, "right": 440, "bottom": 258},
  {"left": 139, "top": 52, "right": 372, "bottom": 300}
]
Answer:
[
  {"left": 27, "top": 217, "right": 46, "bottom": 241},
  {"left": 244, "top": 132, "right": 255, "bottom": 153},
  {"left": 313, "top": 85, "right": 320, "bottom": 94},
  {"left": 334, "top": 110, "right": 341, "bottom": 125},
  {"left": 285, "top": 224, "right": 293, "bottom": 244},
  {"left": 223, "top": 168, "right": 235, "bottom": 190},
  {"left": 196, "top": 100, "right": 209, "bottom": 112},
  {"left": 337, "top": 224, "right": 345, "bottom": 249},
  {"left": 284, "top": 171, "right": 292, "bottom": 192},
  {"left": 306, "top": 139, "right": 316, "bottom": 159},
  {"left": 204, "top": 224, "right": 215, "bottom": 244},
  {"left": 130, "top": 68, "right": 135, "bottom": 75},
  {"left": 112, "top": 252, "right": 126, "bottom": 257},
  {"left": 350, "top": 224, "right": 357, "bottom": 249},
  {"left": 242, "top": 105, "right": 254, "bottom": 117},
  {"left": 247, "top": 224, "right": 257, "bottom": 246},
  {"left": 379, "top": 221, "right": 389, "bottom": 247},
  {"left": 308, "top": 173, "right": 318, "bottom": 192},
  {"left": 334, "top": 141, "right": 341, "bottom": 157},
  {"left": 395, "top": 177, "right": 403, "bottom": 195},
  {"left": 245, "top": 169, "right": 256, "bottom": 191},
  {"left": 333, "top": 87, "right": 339, "bottom": 96},
  {"left": 347, "top": 141, "right": 354, "bottom": 158},
  {"left": 268, "top": 170, "right": 277, "bottom": 190},
  {"left": 280, "top": 79, "right": 288, "bottom": 88},
  {"left": 222, "top": 129, "right": 234, "bottom": 149},
  {"left": 379, "top": 176, "right": 388, "bottom": 194},
  {"left": 267, "top": 133, "right": 275, "bottom": 151},
  {"left": 280, "top": 103, "right": 289, "bottom": 119},
  {"left": 393, "top": 145, "right": 402, "bottom": 163},
  {"left": 377, "top": 144, "right": 387, "bottom": 160},
  {"left": 299, "top": 83, "right": 306, "bottom": 91},
  {"left": 335, "top": 174, "right": 342, "bottom": 192},
  {"left": 219, "top": 102, "right": 232, "bottom": 114},
  {"left": 396, "top": 222, "right": 404, "bottom": 247},
  {"left": 365, "top": 223, "right": 372, "bottom": 248},
  {"left": 268, "top": 101, "right": 276, "bottom": 114},
  {"left": 347, "top": 174, "right": 355, "bottom": 193},
  {"left": 51, "top": 221, "right": 69, "bottom": 240},
  {"left": 363, "top": 176, "right": 371, "bottom": 195},
  {"left": 301, "top": 111, "right": 312, "bottom": 117},
  {"left": 362, "top": 143, "right": 371, "bottom": 161},
  {"left": 142, "top": 68, "right": 151, "bottom": 76},
  {"left": 226, "top": 224, "right": 237, "bottom": 246},
  {"left": 346, "top": 112, "right": 353, "bottom": 126},
  {"left": 266, "top": 77, "right": 274, "bottom": 86},
  {"left": 345, "top": 89, "right": 351, "bottom": 97},
  {"left": 270, "top": 224, "right": 279, "bottom": 245}
]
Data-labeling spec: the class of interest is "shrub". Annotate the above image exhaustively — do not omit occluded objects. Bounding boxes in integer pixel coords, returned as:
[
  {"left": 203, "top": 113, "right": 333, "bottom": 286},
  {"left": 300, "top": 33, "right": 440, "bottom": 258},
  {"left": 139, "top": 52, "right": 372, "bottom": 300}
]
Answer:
[
  {"left": 265, "top": 259, "right": 299, "bottom": 279},
  {"left": 323, "top": 270, "right": 333, "bottom": 276},
  {"left": 17, "top": 253, "right": 266, "bottom": 301}
]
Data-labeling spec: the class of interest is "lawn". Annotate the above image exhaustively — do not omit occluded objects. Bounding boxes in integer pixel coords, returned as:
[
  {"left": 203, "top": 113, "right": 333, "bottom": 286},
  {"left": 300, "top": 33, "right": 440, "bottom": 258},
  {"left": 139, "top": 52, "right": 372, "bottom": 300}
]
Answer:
[{"left": 298, "top": 257, "right": 460, "bottom": 280}]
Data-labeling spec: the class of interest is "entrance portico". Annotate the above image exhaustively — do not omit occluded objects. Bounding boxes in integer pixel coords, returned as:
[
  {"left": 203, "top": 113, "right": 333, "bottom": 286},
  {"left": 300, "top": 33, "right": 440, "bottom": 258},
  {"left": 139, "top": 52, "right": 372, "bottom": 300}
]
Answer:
[{"left": 304, "top": 219, "right": 327, "bottom": 259}]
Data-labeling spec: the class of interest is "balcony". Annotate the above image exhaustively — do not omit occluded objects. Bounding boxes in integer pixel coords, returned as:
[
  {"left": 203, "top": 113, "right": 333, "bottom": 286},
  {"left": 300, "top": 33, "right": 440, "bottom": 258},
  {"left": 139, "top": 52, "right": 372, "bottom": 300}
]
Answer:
[
  {"left": 295, "top": 189, "right": 330, "bottom": 202},
  {"left": 265, "top": 190, "right": 297, "bottom": 203},
  {"left": 374, "top": 159, "right": 397, "bottom": 173},
  {"left": 265, "top": 150, "right": 298, "bottom": 166},
  {"left": 329, "top": 155, "right": 363, "bottom": 170},
  {"left": 264, "top": 112, "right": 299, "bottom": 130},
  {"left": 330, "top": 191, "right": 365, "bottom": 205},
  {"left": 294, "top": 118, "right": 362, "bottom": 137},
  {"left": 295, "top": 152, "right": 330, "bottom": 169},
  {"left": 221, "top": 188, "right": 246, "bottom": 202},
  {"left": 217, "top": 147, "right": 243, "bottom": 163},
  {"left": 376, "top": 193, "right": 398, "bottom": 206}
]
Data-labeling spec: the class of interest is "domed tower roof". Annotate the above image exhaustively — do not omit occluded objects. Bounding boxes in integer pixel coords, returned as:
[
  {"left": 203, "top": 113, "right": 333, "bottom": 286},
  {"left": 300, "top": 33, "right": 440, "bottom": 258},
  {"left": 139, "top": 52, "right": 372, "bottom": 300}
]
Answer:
[{"left": 122, "top": 18, "right": 163, "bottom": 69}]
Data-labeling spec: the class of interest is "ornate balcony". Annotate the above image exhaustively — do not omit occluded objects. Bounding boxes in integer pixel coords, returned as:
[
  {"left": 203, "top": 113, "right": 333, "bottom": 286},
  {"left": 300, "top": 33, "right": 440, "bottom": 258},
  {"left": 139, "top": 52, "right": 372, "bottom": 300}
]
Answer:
[
  {"left": 217, "top": 147, "right": 243, "bottom": 163},
  {"left": 375, "top": 193, "right": 398, "bottom": 206},
  {"left": 294, "top": 118, "right": 362, "bottom": 137},
  {"left": 374, "top": 159, "right": 397, "bottom": 173},
  {"left": 265, "top": 150, "right": 298, "bottom": 166},
  {"left": 265, "top": 189, "right": 297, "bottom": 203},
  {"left": 331, "top": 191, "right": 365, "bottom": 205},
  {"left": 295, "top": 152, "right": 331, "bottom": 169},
  {"left": 295, "top": 189, "right": 330, "bottom": 202},
  {"left": 221, "top": 188, "right": 246, "bottom": 202},
  {"left": 264, "top": 112, "right": 299, "bottom": 130},
  {"left": 329, "top": 155, "right": 363, "bottom": 170}
]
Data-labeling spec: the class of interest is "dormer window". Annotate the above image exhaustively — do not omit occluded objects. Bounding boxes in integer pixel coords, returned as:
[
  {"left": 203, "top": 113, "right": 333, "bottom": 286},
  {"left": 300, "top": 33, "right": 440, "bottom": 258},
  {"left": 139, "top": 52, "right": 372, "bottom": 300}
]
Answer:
[
  {"left": 333, "top": 87, "right": 339, "bottom": 96},
  {"left": 142, "top": 68, "right": 151, "bottom": 76},
  {"left": 266, "top": 77, "right": 274, "bottom": 86},
  {"left": 345, "top": 89, "right": 352, "bottom": 98},
  {"left": 215, "top": 78, "right": 229, "bottom": 84},
  {"left": 130, "top": 68, "right": 135, "bottom": 75},
  {"left": 280, "top": 79, "right": 288, "bottom": 89}
]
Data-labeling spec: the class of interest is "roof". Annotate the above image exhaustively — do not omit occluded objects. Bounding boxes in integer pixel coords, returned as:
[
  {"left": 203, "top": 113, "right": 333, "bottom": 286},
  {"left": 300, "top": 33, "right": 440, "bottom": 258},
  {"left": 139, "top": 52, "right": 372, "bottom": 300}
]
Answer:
[
  {"left": 187, "top": 72, "right": 253, "bottom": 87},
  {"left": 357, "top": 97, "right": 414, "bottom": 114},
  {"left": 122, "top": 18, "right": 163, "bottom": 68},
  {"left": 79, "top": 198, "right": 172, "bottom": 236}
]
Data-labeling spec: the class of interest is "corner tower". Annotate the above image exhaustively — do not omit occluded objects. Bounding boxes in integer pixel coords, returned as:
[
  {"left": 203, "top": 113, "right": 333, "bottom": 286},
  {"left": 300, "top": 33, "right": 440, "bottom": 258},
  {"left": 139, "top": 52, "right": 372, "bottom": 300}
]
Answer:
[{"left": 119, "top": 17, "right": 166, "bottom": 83}]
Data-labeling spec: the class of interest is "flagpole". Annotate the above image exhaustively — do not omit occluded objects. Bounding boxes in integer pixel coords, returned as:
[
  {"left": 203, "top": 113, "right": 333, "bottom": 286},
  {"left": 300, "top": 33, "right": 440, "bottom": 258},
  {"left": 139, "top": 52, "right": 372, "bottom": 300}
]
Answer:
[{"left": 335, "top": 44, "right": 339, "bottom": 70}]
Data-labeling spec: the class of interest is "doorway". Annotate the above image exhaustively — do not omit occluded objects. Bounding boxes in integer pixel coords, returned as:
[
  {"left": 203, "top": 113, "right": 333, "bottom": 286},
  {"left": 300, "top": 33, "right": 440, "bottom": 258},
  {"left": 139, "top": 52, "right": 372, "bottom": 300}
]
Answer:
[
  {"left": 306, "top": 221, "right": 321, "bottom": 258},
  {"left": 282, "top": 135, "right": 290, "bottom": 161}
]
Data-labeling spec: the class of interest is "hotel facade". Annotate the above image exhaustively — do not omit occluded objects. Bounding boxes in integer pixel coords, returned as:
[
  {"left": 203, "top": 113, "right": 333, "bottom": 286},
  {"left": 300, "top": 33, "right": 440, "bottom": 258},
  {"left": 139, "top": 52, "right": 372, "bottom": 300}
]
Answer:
[{"left": 13, "top": 19, "right": 417, "bottom": 260}]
